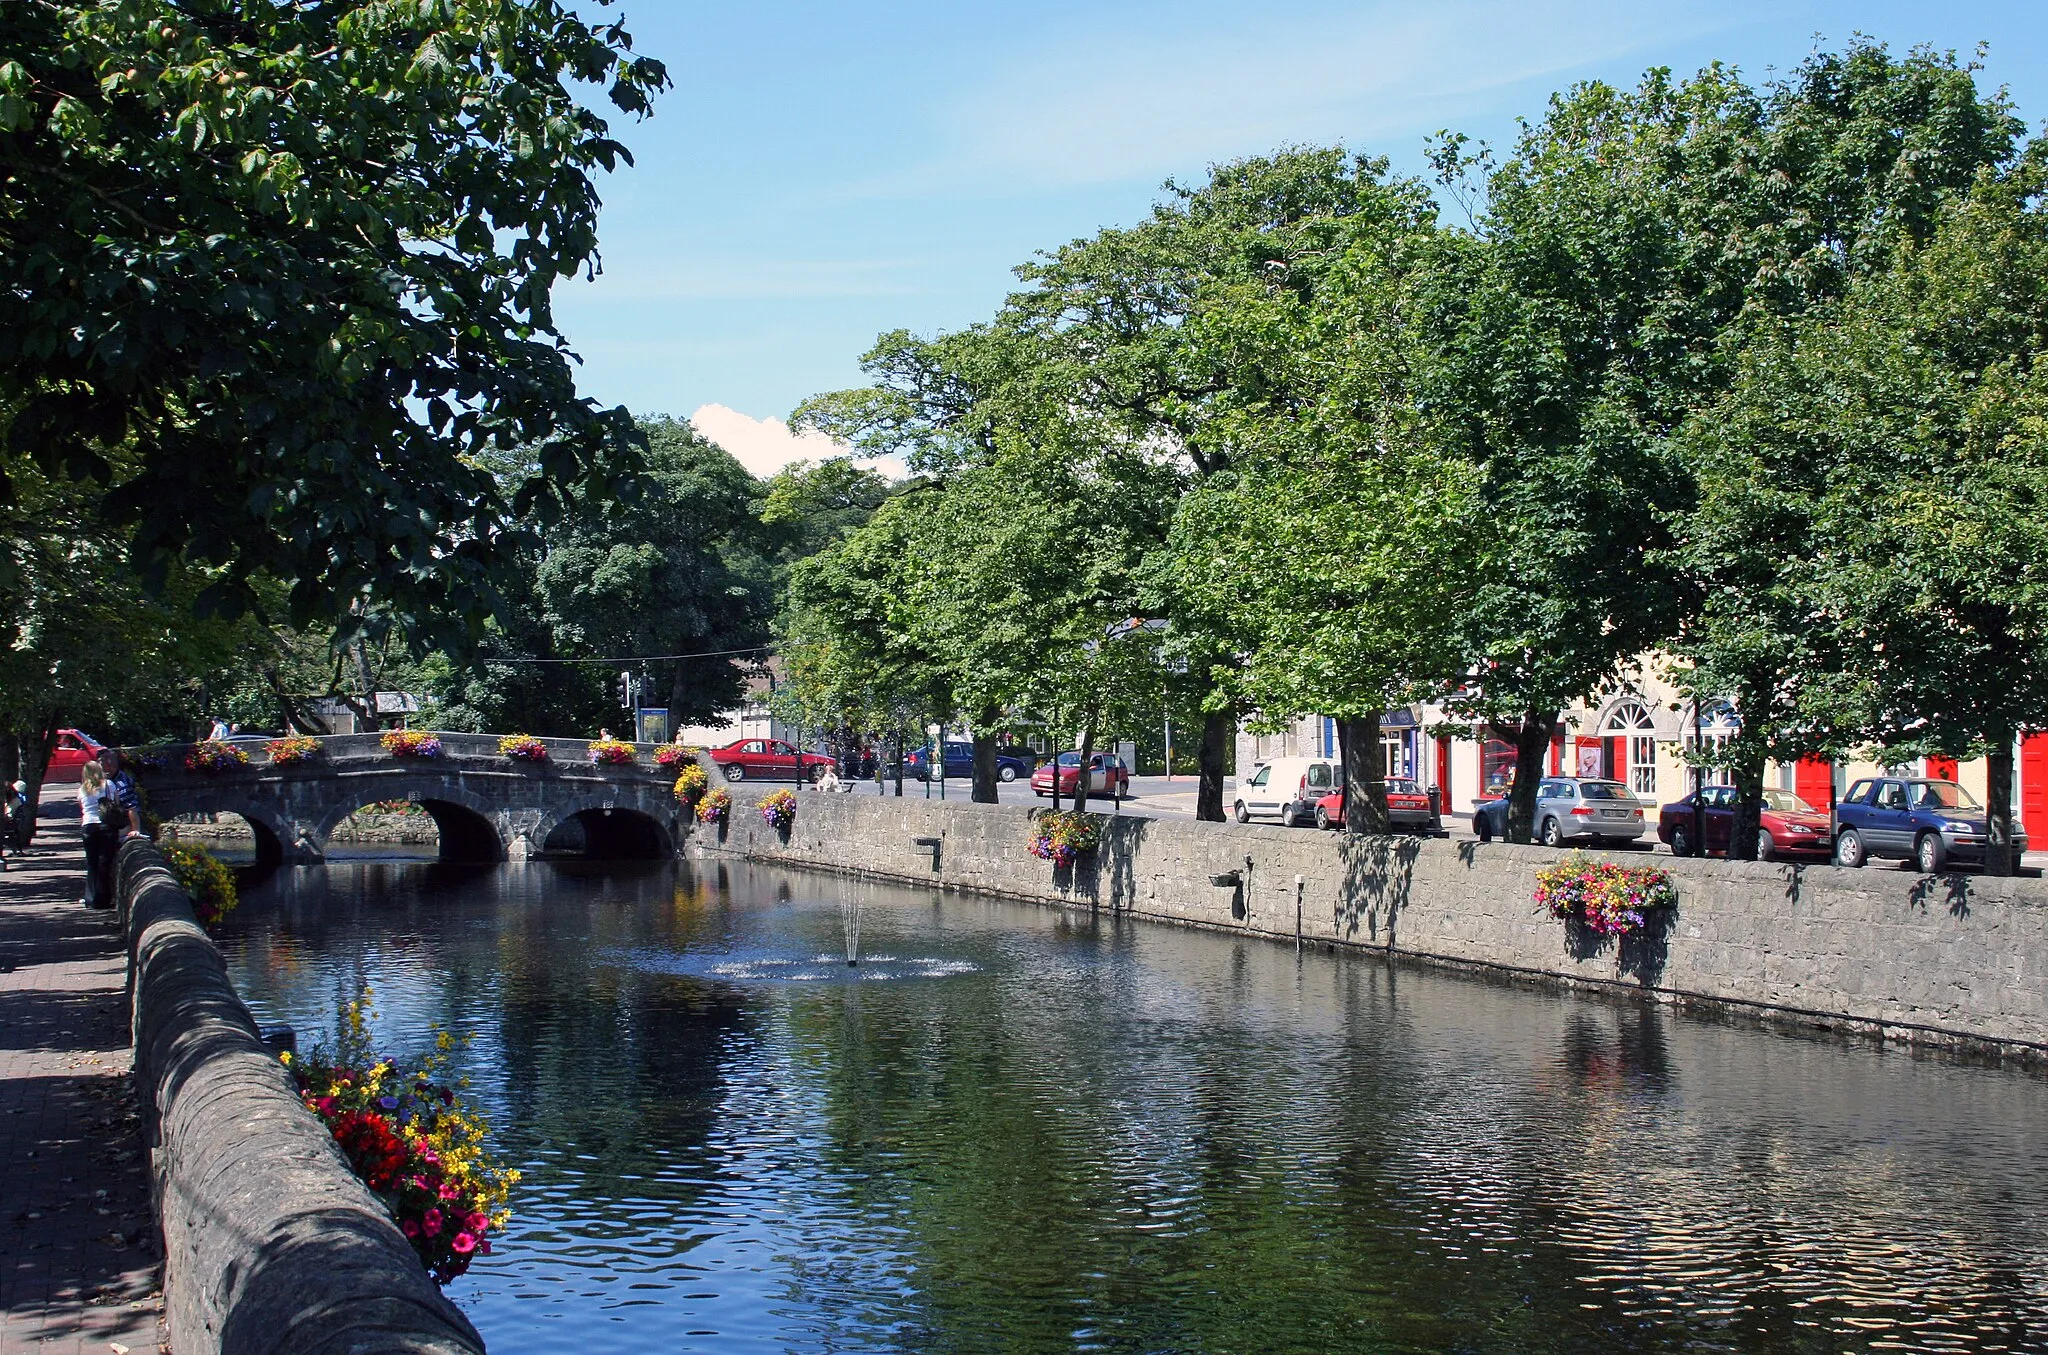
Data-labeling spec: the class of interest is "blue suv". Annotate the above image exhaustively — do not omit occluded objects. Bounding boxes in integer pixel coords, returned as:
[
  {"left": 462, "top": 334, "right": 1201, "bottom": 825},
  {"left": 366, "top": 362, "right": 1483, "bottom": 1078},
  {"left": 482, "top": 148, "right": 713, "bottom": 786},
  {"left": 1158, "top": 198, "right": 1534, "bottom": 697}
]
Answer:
[
  {"left": 1832, "top": 776, "right": 2029, "bottom": 872},
  {"left": 906, "top": 741, "right": 1036, "bottom": 783}
]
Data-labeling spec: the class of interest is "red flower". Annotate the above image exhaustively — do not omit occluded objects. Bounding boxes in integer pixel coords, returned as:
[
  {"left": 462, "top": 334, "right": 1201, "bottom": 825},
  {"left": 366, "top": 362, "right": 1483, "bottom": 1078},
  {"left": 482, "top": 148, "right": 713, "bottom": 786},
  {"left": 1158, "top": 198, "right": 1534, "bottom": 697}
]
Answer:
[{"left": 452, "top": 1231, "right": 477, "bottom": 1255}]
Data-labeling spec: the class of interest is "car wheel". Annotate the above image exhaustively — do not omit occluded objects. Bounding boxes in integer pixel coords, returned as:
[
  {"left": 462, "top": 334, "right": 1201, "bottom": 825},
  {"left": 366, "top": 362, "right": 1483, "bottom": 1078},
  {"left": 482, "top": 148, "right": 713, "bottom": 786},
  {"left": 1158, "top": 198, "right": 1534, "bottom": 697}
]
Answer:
[
  {"left": 1835, "top": 827, "right": 1866, "bottom": 869},
  {"left": 1315, "top": 805, "right": 1334, "bottom": 831},
  {"left": 723, "top": 763, "right": 746, "bottom": 783},
  {"left": 1916, "top": 832, "right": 1945, "bottom": 875},
  {"left": 1540, "top": 816, "right": 1564, "bottom": 848},
  {"left": 1670, "top": 824, "right": 1693, "bottom": 858},
  {"left": 999, "top": 765, "right": 1018, "bottom": 782},
  {"left": 1233, "top": 801, "right": 1249, "bottom": 824},
  {"left": 1756, "top": 829, "right": 1775, "bottom": 862}
]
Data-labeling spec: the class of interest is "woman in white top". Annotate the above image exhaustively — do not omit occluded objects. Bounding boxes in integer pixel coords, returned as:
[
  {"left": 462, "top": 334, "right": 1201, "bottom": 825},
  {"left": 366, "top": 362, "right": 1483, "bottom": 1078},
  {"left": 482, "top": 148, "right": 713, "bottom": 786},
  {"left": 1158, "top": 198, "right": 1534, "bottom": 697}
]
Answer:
[{"left": 78, "top": 760, "right": 122, "bottom": 909}]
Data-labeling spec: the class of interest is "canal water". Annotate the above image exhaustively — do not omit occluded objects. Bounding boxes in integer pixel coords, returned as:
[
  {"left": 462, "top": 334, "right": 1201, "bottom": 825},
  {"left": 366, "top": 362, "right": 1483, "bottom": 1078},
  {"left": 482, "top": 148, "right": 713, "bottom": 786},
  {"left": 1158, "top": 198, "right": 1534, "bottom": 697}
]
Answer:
[{"left": 216, "top": 858, "right": 2048, "bottom": 1355}]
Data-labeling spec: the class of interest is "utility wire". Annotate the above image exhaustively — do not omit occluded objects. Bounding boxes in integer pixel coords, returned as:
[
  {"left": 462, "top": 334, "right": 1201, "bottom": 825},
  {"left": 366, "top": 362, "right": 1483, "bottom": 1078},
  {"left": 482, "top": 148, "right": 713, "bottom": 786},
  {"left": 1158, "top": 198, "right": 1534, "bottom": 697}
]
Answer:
[{"left": 481, "top": 644, "right": 774, "bottom": 665}]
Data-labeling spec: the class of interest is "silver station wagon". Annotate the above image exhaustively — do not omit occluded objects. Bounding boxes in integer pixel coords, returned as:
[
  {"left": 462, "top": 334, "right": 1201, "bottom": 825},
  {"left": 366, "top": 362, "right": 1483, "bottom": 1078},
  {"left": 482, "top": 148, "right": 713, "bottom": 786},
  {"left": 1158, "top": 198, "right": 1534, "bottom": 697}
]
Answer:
[{"left": 1531, "top": 777, "right": 1650, "bottom": 847}]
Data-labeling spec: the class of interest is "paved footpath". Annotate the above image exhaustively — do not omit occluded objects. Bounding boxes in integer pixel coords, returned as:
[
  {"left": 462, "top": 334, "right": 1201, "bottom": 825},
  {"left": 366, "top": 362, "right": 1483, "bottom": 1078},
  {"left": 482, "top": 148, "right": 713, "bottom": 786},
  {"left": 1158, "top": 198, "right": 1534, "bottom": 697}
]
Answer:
[{"left": 0, "top": 793, "right": 163, "bottom": 1354}]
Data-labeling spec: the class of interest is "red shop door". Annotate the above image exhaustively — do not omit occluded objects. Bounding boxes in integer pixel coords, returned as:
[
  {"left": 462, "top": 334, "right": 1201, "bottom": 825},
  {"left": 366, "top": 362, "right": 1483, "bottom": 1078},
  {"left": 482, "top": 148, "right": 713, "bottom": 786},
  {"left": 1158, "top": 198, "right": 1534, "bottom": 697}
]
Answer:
[
  {"left": 1794, "top": 757, "right": 1834, "bottom": 809},
  {"left": 2023, "top": 734, "right": 2048, "bottom": 834}
]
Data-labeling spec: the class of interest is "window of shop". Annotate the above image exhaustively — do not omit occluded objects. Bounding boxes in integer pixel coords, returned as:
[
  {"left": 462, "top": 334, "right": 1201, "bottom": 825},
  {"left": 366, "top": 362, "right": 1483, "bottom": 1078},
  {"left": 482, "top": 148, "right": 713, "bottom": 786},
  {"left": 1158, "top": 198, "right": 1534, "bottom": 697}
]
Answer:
[
  {"left": 1694, "top": 702, "right": 1740, "bottom": 786},
  {"left": 1602, "top": 700, "right": 1659, "bottom": 796}
]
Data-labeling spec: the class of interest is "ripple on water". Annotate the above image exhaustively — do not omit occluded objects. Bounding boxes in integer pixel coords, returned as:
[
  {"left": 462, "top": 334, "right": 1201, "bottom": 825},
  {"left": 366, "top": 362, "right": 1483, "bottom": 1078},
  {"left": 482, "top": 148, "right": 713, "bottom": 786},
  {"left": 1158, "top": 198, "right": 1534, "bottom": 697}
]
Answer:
[{"left": 215, "top": 860, "right": 2048, "bottom": 1355}]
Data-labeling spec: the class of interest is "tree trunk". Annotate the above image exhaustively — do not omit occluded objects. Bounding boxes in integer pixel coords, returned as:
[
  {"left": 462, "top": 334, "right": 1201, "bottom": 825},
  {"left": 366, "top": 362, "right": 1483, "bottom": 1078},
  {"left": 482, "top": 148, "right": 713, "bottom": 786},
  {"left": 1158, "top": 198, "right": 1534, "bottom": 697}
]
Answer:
[
  {"left": 892, "top": 728, "right": 904, "bottom": 797},
  {"left": 1071, "top": 723, "right": 1097, "bottom": 815},
  {"left": 19, "top": 712, "right": 60, "bottom": 846},
  {"left": 1506, "top": 709, "right": 1557, "bottom": 844},
  {"left": 1196, "top": 709, "right": 1230, "bottom": 822},
  {"left": 1725, "top": 746, "right": 1768, "bottom": 861},
  {"left": 970, "top": 709, "right": 1001, "bottom": 805},
  {"left": 1987, "top": 742, "right": 2018, "bottom": 877},
  {"left": 1338, "top": 715, "right": 1390, "bottom": 835}
]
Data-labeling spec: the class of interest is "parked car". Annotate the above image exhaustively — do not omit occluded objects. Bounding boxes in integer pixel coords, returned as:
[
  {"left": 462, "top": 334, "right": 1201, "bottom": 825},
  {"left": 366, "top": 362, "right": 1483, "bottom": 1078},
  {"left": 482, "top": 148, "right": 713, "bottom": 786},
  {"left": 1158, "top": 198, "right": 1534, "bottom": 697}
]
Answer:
[
  {"left": 1833, "top": 776, "right": 2029, "bottom": 872},
  {"left": 1312, "top": 778, "right": 1445, "bottom": 835},
  {"left": 1030, "top": 751, "right": 1130, "bottom": 798},
  {"left": 1476, "top": 777, "right": 1648, "bottom": 847},
  {"left": 1657, "top": 785, "right": 1834, "bottom": 861},
  {"left": 1231, "top": 757, "right": 1336, "bottom": 826},
  {"left": 44, "top": 728, "right": 104, "bottom": 784},
  {"left": 706, "top": 738, "right": 837, "bottom": 783},
  {"left": 907, "top": 741, "right": 1036, "bottom": 783}
]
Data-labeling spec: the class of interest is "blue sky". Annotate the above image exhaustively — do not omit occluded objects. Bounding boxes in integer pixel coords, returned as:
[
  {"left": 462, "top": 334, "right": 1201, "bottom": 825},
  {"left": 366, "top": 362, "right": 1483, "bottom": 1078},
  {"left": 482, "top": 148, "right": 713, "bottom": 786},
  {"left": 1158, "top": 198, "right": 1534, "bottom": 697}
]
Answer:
[{"left": 551, "top": 0, "right": 2048, "bottom": 472}]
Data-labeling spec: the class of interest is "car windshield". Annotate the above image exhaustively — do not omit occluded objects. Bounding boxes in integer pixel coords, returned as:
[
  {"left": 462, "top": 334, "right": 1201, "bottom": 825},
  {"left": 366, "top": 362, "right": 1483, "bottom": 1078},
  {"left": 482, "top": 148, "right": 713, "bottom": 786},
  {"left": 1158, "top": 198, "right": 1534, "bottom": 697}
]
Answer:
[
  {"left": 1910, "top": 781, "right": 1978, "bottom": 810},
  {"left": 1055, "top": 753, "right": 1080, "bottom": 767},
  {"left": 1578, "top": 782, "right": 1632, "bottom": 800},
  {"left": 1761, "top": 789, "right": 1814, "bottom": 813}
]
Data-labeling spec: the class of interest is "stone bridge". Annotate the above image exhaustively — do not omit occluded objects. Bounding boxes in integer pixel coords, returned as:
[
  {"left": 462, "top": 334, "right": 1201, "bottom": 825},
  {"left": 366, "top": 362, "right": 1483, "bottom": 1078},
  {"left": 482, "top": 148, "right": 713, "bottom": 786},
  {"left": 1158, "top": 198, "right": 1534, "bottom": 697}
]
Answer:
[{"left": 136, "top": 732, "right": 693, "bottom": 870}]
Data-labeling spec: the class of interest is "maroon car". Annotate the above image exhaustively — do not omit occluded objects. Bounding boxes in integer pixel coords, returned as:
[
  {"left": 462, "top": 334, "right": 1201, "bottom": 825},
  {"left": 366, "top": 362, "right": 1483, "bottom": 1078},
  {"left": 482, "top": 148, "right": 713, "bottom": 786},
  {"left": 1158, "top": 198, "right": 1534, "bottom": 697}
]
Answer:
[
  {"left": 706, "top": 738, "right": 836, "bottom": 784},
  {"left": 1658, "top": 785, "right": 1833, "bottom": 861}
]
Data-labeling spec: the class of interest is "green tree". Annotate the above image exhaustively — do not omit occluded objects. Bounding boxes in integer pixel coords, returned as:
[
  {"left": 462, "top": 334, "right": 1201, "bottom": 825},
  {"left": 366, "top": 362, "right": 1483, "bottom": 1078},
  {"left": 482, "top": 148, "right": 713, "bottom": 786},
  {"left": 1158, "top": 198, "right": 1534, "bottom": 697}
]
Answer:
[{"left": 0, "top": 1, "right": 665, "bottom": 639}]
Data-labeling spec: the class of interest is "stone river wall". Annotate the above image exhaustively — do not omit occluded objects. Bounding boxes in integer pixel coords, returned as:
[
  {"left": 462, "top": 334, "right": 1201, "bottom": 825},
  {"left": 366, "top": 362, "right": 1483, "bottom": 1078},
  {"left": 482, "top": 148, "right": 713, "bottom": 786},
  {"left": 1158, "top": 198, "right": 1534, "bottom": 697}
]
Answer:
[
  {"left": 696, "top": 792, "right": 2048, "bottom": 1059},
  {"left": 116, "top": 840, "right": 485, "bottom": 1355}
]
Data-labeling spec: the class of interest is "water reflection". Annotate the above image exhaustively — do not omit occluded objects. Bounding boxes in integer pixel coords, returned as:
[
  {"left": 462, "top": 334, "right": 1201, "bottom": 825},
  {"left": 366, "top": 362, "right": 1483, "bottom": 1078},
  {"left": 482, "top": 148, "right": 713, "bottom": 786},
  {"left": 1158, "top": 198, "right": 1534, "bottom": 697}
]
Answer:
[{"left": 216, "top": 859, "right": 2048, "bottom": 1355}]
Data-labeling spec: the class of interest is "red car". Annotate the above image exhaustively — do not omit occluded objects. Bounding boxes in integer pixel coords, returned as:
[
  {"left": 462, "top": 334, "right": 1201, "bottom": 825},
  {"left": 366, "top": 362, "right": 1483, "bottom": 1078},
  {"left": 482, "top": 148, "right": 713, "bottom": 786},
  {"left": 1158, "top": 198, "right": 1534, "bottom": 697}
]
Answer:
[
  {"left": 1030, "top": 751, "right": 1130, "bottom": 798},
  {"left": 45, "top": 728, "right": 105, "bottom": 784},
  {"left": 707, "top": 738, "right": 836, "bottom": 783},
  {"left": 1658, "top": 785, "right": 1833, "bottom": 861},
  {"left": 1312, "top": 778, "right": 1445, "bottom": 834}
]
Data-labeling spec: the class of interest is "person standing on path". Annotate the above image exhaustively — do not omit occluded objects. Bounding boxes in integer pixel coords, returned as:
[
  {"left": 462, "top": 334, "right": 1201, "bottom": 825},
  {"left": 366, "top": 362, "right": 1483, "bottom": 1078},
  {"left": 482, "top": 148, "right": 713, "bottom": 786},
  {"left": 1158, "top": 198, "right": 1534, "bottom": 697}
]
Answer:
[{"left": 77, "top": 753, "right": 133, "bottom": 910}]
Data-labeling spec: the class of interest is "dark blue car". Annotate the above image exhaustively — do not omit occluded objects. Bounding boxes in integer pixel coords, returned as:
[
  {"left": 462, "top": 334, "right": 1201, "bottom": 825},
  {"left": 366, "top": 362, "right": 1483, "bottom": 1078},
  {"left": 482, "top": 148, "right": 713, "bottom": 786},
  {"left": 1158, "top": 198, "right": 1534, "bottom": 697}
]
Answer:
[
  {"left": 1833, "top": 776, "right": 2029, "bottom": 872},
  {"left": 906, "top": 741, "right": 1036, "bottom": 783}
]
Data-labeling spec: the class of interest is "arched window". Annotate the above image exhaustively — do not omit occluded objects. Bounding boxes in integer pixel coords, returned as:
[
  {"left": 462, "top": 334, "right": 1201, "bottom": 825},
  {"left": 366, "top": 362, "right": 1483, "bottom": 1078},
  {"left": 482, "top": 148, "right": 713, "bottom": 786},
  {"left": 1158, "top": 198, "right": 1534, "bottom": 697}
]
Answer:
[
  {"left": 1603, "top": 699, "right": 1659, "bottom": 795},
  {"left": 1694, "top": 702, "right": 1741, "bottom": 787}
]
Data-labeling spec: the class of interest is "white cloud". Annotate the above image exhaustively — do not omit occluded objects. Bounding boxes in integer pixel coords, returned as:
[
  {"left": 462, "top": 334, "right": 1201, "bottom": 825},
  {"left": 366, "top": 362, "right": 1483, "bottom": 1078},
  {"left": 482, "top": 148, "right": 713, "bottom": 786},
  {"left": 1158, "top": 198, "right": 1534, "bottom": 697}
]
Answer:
[{"left": 689, "top": 403, "right": 902, "bottom": 480}]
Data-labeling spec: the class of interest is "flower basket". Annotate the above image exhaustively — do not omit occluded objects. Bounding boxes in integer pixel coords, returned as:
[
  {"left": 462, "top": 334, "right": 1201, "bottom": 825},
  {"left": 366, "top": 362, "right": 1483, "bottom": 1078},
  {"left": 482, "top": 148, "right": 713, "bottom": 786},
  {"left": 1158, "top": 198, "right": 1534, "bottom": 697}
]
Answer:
[
  {"left": 184, "top": 739, "right": 251, "bottom": 774},
  {"left": 653, "top": 744, "right": 699, "bottom": 770},
  {"left": 498, "top": 734, "right": 549, "bottom": 763},
  {"left": 1027, "top": 810, "right": 1105, "bottom": 867},
  {"left": 757, "top": 788, "right": 797, "bottom": 831},
  {"left": 382, "top": 729, "right": 443, "bottom": 759},
  {"left": 587, "top": 738, "right": 636, "bottom": 766},
  {"left": 288, "top": 991, "right": 518, "bottom": 1287},
  {"left": 162, "top": 840, "right": 239, "bottom": 927},
  {"left": 672, "top": 763, "right": 708, "bottom": 805},
  {"left": 266, "top": 735, "right": 321, "bottom": 766},
  {"left": 1533, "top": 850, "right": 1677, "bottom": 936},
  {"left": 695, "top": 787, "right": 731, "bottom": 825}
]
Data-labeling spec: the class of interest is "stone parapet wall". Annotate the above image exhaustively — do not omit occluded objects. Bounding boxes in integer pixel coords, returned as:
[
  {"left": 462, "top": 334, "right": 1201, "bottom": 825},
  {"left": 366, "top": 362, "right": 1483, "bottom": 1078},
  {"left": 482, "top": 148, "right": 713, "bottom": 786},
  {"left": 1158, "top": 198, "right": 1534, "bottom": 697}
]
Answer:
[
  {"left": 698, "top": 793, "right": 2048, "bottom": 1057},
  {"left": 117, "top": 839, "right": 485, "bottom": 1355}
]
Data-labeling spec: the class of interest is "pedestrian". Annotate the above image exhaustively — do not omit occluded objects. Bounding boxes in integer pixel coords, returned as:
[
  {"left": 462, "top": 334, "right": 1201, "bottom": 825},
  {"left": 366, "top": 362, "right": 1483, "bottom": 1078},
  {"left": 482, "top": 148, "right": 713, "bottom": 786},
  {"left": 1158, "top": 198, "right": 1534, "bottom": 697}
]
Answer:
[
  {"left": 78, "top": 759, "right": 124, "bottom": 908},
  {"left": 598, "top": 727, "right": 615, "bottom": 742},
  {"left": 0, "top": 779, "right": 27, "bottom": 869},
  {"left": 207, "top": 715, "right": 229, "bottom": 740}
]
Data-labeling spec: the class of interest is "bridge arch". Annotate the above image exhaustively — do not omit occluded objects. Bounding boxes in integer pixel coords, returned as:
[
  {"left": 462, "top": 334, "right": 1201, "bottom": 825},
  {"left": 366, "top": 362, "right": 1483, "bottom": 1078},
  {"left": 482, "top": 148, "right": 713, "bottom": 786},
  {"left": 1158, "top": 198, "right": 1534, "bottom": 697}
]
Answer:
[
  {"left": 531, "top": 794, "right": 676, "bottom": 861},
  {"left": 311, "top": 783, "right": 505, "bottom": 864},
  {"left": 159, "top": 795, "right": 290, "bottom": 875}
]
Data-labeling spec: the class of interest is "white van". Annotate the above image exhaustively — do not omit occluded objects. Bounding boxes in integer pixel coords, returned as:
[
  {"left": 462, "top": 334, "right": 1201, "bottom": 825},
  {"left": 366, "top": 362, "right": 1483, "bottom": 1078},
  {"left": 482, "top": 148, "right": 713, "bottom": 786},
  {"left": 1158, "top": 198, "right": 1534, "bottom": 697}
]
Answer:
[{"left": 1233, "top": 758, "right": 1337, "bottom": 827}]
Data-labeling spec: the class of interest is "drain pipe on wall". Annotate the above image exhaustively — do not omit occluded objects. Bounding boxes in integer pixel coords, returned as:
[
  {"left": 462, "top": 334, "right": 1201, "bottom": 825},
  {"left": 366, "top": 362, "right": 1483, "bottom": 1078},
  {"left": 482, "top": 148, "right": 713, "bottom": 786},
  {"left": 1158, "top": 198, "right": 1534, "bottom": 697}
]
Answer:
[{"left": 1294, "top": 874, "right": 1305, "bottom": 952}]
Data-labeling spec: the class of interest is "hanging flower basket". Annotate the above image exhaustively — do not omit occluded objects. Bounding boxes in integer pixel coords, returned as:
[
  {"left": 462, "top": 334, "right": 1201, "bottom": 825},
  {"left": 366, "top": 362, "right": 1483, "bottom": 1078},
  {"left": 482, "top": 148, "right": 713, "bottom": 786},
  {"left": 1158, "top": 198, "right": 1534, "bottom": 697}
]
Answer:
[
  {"left": 498, "top": 734, "right": 549, "bottom": 763},
  {"left": 1027, "top": 810, "right": 1105, "bottom": 867},
  {"left": 757, "top": 788, "right": 797, "bottom": 831},
  {"left": 587, "top": 738, "right": 636, "bottom": 766},
  {"left": 672, "top": 763, "right": 708, "bottom": 805},
  {"left": 267, "top": 735, "right": 321, "bottom": 766},
  {"left": 695, "top": 787, "right": 731, "bottom": 825},
  {"left": 1533, "top": 851, "right": 1677, "bottom": 936},
  {"left": 185, "top": 739, "right": 251, "bottom": 774},
  {"left": 653, "top": 744, "right": 699, "bottom": 770},
  {"left": 382, "top": 729, "right": 442, "bottom": 759},
  {"left": 162, "top": 840, "right": 239, "bottom": 926},
  {"left": 287, "top": 990, "right": 518, "bottom": 1287}
]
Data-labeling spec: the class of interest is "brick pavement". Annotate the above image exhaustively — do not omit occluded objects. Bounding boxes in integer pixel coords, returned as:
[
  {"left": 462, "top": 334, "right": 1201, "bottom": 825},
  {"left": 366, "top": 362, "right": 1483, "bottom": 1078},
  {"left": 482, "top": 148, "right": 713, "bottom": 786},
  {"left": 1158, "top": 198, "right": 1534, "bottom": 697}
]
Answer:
[{"left": 0, "top": 792, "right": 163, "bottom": 1354}]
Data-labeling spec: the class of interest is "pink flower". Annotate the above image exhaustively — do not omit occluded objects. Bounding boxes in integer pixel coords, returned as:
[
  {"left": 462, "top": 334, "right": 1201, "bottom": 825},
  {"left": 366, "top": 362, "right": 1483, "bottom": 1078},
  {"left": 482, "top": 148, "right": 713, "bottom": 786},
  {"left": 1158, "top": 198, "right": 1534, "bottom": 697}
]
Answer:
[
  {"left": 423, "top": 1208, "right": 443, "bottom": 1237},
  {"left": 438, "top": 1182, "right": 460, "bottom": 1201},
  {"left": 465, "top": 1212, "right": 488, "bottom": 1233},
  {"left": 451, "top": 1231, "right": 477, "bottom": 1255},
  {"left": 402, "top": 1219, "right": 420, "bottom": 1238}
]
